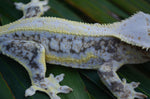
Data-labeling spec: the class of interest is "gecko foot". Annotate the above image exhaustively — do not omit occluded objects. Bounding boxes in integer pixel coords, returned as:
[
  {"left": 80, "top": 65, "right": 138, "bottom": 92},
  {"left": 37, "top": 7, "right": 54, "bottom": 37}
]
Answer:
[
  {"left": 14, "top": 0, "right": 50, "bottom": 19},
  {"left": 25, "top": 73, "right": 73, "bottom": 99},
  {"left": 116, "top": 79, "right": 147, "bottom": 99}
]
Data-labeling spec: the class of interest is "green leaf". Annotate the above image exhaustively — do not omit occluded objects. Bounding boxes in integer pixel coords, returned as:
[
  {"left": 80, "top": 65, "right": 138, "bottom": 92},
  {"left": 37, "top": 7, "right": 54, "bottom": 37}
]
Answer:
[
  {"left": 0, "top": 72, "right": 15, "bottom": 99},
  {"left": 64, "top": 0, "right": 118, "bottom": 23}
]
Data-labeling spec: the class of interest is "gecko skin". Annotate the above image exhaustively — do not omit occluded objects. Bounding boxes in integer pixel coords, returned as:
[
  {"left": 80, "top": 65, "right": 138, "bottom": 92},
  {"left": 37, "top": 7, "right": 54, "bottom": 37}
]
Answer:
[{"left": 0, "top": 0, "right": 150, "bottom": 99}]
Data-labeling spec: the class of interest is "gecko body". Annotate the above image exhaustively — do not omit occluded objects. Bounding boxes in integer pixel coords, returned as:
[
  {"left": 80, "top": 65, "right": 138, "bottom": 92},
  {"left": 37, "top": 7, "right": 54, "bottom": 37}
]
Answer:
[
  {"left": 0, "top": 19, "right": 149, "bottom": 69},
  {"left": 0, "top": 0, "right": 150, "bottom": 99}
]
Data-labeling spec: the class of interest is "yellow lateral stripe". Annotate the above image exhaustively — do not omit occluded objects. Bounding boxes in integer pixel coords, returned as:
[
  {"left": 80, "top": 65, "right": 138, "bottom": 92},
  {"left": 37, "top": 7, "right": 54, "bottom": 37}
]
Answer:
[
  {"left": 0, "top": 28, "right": 116, "bottom": 37},
  {"left": 46, "top": 53, "right": 97, "bottom": 64}
]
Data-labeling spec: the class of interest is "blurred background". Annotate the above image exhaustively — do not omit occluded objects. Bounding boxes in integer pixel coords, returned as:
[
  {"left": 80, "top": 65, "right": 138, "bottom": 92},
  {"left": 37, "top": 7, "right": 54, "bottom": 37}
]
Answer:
[{"left": 0, "top": 0, "right": 150, "bottom": 99}]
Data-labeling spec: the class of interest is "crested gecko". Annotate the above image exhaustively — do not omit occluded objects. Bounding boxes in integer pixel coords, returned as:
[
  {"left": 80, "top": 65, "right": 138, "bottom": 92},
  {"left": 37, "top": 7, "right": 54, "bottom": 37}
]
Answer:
[{"left": 0, "top": 0, "right": 150, "bottom": 99}]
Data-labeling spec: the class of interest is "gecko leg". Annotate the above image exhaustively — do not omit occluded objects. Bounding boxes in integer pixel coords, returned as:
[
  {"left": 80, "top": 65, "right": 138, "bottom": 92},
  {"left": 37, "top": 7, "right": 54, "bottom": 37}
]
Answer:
[
  {"left": 98, "top": 62, "right": 147, "bottom": 99},
  {"left": 0, "top": 40, "right": 72, "bottom": 99},
  {"left": 14, "top": 0, "right": 50, "bottom": 19}
]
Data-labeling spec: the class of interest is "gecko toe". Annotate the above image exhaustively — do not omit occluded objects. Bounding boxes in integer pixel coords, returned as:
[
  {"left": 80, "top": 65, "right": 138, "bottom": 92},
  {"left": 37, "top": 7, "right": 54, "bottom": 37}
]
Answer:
[
  {"left": 135, "top": 92, "right": 147, "bottom": 99},
  {"left": 59, "top": 85, "right": 73, "bottom": 93},
  {"left": 55, "top": 73, "right": 64, "bottom": 82},
  {"left": 25, "top": 86, "right": 36, "bottom": 97}
]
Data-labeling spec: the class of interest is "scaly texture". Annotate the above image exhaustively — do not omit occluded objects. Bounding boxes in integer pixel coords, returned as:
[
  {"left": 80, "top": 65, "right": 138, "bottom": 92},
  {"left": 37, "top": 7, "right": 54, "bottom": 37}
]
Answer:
[{"left": 0, "top": 0, "right": 150, "bottom": 99}]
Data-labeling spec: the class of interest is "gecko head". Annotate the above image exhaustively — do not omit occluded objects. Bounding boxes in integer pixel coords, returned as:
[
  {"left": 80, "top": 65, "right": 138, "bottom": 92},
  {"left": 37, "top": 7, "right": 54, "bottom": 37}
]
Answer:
[{"left": 14, "top": 0, "right": 50, "bottom": 19}]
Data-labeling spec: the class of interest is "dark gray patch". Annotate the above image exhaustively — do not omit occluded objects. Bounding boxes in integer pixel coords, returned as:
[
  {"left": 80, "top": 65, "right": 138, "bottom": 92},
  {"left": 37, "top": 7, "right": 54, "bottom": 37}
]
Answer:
[
  {"left": 22, "top": 33, "right": 25, "bottom": 37},
  {"left": 107, "top": 47, "right": 116, "bottom": 53},
  {"left": 106, "top": 38, "right": 121, "bottom": 53},
  {"left": 4, "top": 41, "right": 16, "bottom": 52},
  {"left": 122, "top": 47, "right": 126, "bottom": 51},
  {"left": 29, "top": 61, "right": 39, "bottom": 69},
  {"left": 74, "top": 36, "right": 77, "bottom": 40},
  {"left": 26, "top": 36, "right": 30, "bottom": 40},
  {"left": 3, "top": 34, "right": 8, "bottom": 38},
  {"left": 120, "top": 93, "right": 130, "bottom": 99},
  {"left": 48, "top": 37, "right": 61, "bottom": 53},
  {"left": 104, "top": 40, "right": 108, "bottom": 47},
  {"left": 84, "top": 57, "right": 105, "bottom": 66},
  {"left": 101, "top": 71, "right": 114, "bottom": 77},
  {"left": 68, "top": 38, "right": 72, "bottom": 42},
  {"left": 94, "top": 40, "right": 101, "bottom": 50},
  {"left": 7, "top": 40, "right": 40, "bottom": 69},
  {"left": 25, "top": 6, "right": 41, "bottom": 18},
  {"left": 58, "top": 37, "right": 63, "bottom": 53},
  {"left": 29, "top": 47, "right": 38, "bottom": 67},
  {"left": 86, "top": 40, "right": 92, "bottom": 46},
  {"left": 24, "top": 56, "right": 29, "bottom": 60},
  {"left": 16, "top": 51, "right": 23, "bottom": 57},
  {"left": 111, "top": 81, "right": 124, "bottom": 92},
  {"left": 37, "top": 34, "right": 41, "bottom": 40},
  {"left": 34, "top": 74, "right": 44, "bottom": 82},
  {"left": 80, "top": 48, "right": 86, "bottom": 53},
  {"left": 5, "top": 44, "right": 11, "bottom": 51},
  {"left": 80, "top": 37, "right": 86, "bottom": 53},
  {"left": 70, "top": 36, "right": 81, "bottom": 54},
  {"left": 113, "top": 54, "right": 122, "bottom": 62},
  {"left": 14, "top": 33, "right": 19, "bottom": 37},
  {"left": 70, "top": 48, "right": 76, "bottom": 54}
]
